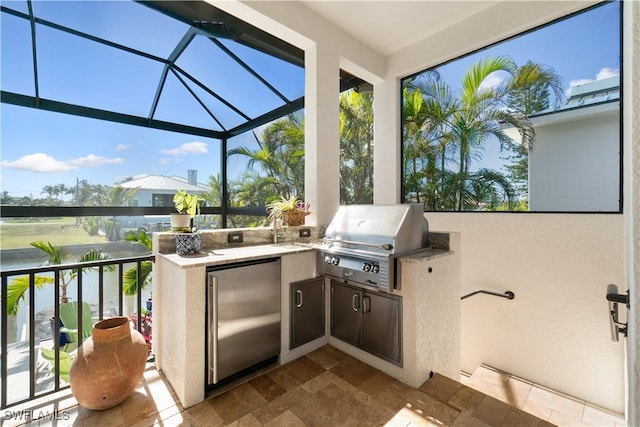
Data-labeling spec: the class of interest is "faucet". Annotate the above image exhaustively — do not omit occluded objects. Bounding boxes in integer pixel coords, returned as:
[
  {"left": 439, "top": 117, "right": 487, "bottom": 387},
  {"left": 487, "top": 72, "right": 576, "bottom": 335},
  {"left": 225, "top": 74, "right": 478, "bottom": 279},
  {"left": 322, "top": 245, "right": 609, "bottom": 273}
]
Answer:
[{"left": 273, "top": 218, "right": 280, "bottom": 243}]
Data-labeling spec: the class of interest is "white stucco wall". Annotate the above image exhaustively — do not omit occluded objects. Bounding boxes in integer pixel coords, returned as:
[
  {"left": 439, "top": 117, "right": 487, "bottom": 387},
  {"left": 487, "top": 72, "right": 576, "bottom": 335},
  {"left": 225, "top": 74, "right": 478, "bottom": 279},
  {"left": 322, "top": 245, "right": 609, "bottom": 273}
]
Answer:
[
  {"left": 427, "top": 213, "right": 626, "bottom": 412},
  {"left": 528, "top": 109, "right": 620, "bottom": 211},
  {"left": 201, "top": 0, "right": 639, "bottom": 420}
]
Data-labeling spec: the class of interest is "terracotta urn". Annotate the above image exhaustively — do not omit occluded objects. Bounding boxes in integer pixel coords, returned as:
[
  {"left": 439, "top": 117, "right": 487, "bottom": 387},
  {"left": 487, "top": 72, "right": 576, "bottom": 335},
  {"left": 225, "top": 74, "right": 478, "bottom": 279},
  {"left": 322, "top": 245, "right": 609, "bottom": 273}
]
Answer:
[{"left": 69, "top": 317, "right": 147, "bottom": 410}]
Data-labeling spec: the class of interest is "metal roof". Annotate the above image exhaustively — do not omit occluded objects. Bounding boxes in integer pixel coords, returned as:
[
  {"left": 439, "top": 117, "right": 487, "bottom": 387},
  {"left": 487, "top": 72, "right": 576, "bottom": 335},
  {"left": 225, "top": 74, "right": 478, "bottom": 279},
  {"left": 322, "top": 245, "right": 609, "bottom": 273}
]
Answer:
[
  {"left": 531, "top": 75, "right": 620, "bottom": 118},
  {"left": 118, "top": 175, "right": 205, "bottom": 192}
]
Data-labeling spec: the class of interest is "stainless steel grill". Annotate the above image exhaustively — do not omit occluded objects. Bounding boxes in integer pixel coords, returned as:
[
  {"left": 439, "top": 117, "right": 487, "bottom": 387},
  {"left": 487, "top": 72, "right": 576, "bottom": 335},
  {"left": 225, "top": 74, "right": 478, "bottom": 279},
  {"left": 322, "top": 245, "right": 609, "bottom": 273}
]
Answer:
[{"left": 319, "top": 204, "right": 429, "bottom": 293}]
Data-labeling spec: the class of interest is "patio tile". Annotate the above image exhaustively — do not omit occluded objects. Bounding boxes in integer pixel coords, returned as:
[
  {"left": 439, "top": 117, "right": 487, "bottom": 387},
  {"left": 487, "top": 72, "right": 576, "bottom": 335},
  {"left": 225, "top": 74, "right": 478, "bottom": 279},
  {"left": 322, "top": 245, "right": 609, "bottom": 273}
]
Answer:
[
  {"left": 472, "top": 396, "right": 511, "bottom": 427},
  {"left": 282, "top": 356, "right": 325, "bottom": 383},
  {"left": 183, "top": 400, "right": 224, "bottom": 427},
  {"left": 120, "top": 391, "right": 164, "bottom": 425},
  {"left": 329, "top": 353, "right": 378, "bottom": 387},
  {"left": 501, "top": 407, "right": 544, "bottom": 427},
  {"left": 207, "top": 387, "right": 256, "bottom": 424},
  {"left": 522, "top": 397, "right": 553, "bottom": 421},
  {"left": 225, "top": 412, "right": 262, "bottom": 427},
  {"left": 525, "top": 385, "right": 585, "bottom": 420},
  {"left": 495, "top": 377, "right": 533, "bottom": 409},
  {"left": 581, "top": 403, "right": 625, "bottom": 426},
  {"left": 305, "top": 345, "right": 348, "bottom": 370},
  {"left": 249, "top": 374, "right": 287, "bottom": 401},
  {"left": 419, "top": 373, "right": 463, "bottom": 404},
  {"left": 130, "top": 404, "right": 185, "bottom": 427},
  {"left": 251, "top": 385, "right": 311, "bottom": 424},
  {"left": 300, "top": 370, "right": 336, "bottom": 394},
  {"left": 358, "top": 371, "right": 415, "bottom": 411},
  {"left": 263, "top": 409, "right": 307, "bottom": 427},
  {"left": 548, "top": 409, "right": 587, "bottom": 426},
  {"left": 266, "top": 366, "right": 303, "bottom": 391},
  {"left": 472, "top": 366, "right": 511, "bottom": 387},
  {"left": 463, "top": 374, "right": 503, "bottom": 397},
  {"left": 230, "top": 383, "right": 268, "bottom": 412},
  {"left": 80, "top": 405, "right": 126, "bottom": 427},
  {"left": 448, "top": 385, "right": 486, "bottom": 412},
  {"left": 288, "top": 382, "right": 368, "bottom": 426},
  {"left": 384, "top": 407, "right": 443, "bottom": 427},
  {"left": 403, "top": 389, "right": 460, "bottom": 426}
]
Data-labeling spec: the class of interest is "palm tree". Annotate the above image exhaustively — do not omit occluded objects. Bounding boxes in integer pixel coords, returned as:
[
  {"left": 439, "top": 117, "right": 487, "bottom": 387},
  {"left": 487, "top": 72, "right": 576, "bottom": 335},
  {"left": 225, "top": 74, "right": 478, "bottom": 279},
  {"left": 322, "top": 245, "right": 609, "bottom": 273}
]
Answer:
[
  {"left": 504, "top": 61, "right": 564, "bottom": 199},
  {"left": 339, "top": 90, "right": 374, "bottom": 204},
  {"left": 96, "top": 185, "right": 139, "bottom": 241},
  {"left": 123, "top": 231, "right": 153, "bottom": 296},
  {"left": 402, "top": 56, "right": 564, "bottom": 211},
  {"left": 228, "top": 113, "right": 305, "bottom": 206},
  {"left": 6, "top": 241, "right": 113, "bottom": 315}
]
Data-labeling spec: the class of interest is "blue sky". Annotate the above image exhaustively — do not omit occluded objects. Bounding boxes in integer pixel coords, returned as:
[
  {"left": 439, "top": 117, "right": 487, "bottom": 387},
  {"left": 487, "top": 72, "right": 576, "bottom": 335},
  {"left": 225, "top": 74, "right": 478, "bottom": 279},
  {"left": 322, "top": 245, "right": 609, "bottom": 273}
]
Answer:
[
  {"left": 418, "top": 0, "right": 620, "bottom": 172},
  {"left": 0, "top": 1, "right": 620, "bottom": 200}
]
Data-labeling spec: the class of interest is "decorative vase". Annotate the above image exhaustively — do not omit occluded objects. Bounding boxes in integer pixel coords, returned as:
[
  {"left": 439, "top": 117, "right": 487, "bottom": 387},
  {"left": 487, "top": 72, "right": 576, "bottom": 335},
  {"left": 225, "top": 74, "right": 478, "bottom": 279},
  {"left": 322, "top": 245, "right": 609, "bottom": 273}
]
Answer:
[
  {"left": 175, "top": 232, "right": 202, "bottom": 254},
  {"left": 69, "top": 317, "right": 147, "bottom": 411},
  {"left": 170, "top": 213, "right": 191, "bottom": 232}
]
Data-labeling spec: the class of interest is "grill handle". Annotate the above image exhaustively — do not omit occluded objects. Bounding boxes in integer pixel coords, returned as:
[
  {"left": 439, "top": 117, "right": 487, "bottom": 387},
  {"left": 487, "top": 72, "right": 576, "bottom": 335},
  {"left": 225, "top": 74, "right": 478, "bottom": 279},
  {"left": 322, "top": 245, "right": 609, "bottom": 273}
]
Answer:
[{"left": 323, "top": 238, "right": 393, "bottom": 251}]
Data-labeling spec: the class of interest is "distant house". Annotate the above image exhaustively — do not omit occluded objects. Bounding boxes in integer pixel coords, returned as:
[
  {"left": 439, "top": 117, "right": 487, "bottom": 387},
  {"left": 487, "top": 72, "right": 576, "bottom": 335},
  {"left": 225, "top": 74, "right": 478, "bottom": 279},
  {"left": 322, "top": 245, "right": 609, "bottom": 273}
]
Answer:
[
  {"left": 504, "top": 76, "right": 620, "bottom": 211},
  {"left": 118, "top": 170, "right": 206, "bottom": 208}
]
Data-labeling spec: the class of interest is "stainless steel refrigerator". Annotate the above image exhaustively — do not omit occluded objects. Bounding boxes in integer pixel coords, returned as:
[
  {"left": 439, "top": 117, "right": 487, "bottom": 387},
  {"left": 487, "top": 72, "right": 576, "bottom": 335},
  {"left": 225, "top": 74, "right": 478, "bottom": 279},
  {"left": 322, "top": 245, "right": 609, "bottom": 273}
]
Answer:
[{"left": 207, "top": 258, "right": 281, "bottom": 385}]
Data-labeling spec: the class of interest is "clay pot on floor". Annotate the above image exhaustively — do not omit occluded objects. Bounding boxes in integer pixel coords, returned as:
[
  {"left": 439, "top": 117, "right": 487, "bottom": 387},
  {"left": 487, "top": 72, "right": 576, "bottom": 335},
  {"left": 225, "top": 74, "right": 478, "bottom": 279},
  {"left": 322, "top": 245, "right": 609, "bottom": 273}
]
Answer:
[{"left": 69, "top": 316, "right": 148, "bottom": 410}]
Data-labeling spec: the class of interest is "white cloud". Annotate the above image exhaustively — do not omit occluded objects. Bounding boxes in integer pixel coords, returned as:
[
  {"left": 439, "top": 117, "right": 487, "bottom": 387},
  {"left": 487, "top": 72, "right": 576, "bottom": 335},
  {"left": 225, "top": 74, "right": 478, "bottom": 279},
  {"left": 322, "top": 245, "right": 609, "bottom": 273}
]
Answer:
[
  {"left": 596, "top": 67, "right": 619, "bottom": 80},
  {"left": 479, "top": 71, "right": 509, "bottom": 91},
  {"left": 115, "top": 144, "right": 132, "bottom": 151},
  {"left": 68, "top": 154, "right": 124, "bottom": 167},
  {"left": 160, "top": 141, "right": 208, "bottom": 156},
  {"left": 569, "top": 67, "right": 620, "bottom": 89},
  {"left": 1, "top": 153, "right": 73, "bottom": 172},
  {"left": 0, "top": 152, "right": 123, "bottom": 173}
]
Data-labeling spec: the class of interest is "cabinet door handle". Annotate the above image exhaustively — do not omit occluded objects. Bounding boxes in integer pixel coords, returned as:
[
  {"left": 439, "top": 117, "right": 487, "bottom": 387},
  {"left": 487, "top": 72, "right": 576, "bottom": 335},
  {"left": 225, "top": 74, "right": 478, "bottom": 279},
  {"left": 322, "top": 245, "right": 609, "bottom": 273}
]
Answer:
[
  {"left": 352, "top": 294, "right": 360, "bottom": 312},
  {"left": 296, "top": 290, "right": 303, "bottom": 308},
  {"left": 363, "top": 295, "right": 371, "bottom": 313}
]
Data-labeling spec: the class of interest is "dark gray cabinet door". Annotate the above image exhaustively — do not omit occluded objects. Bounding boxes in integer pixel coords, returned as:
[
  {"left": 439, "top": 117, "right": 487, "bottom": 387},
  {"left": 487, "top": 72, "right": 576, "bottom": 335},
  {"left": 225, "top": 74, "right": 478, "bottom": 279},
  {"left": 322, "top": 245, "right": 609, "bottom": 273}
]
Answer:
[
  {"left": 290, "top": 277, "right": 325, "bottom": 349},
  {"left": 331, "top": 281, "right": 361, "bottom": 346},
  {"left": 361, "top": 292, "right": 401, "bottom": 364}
]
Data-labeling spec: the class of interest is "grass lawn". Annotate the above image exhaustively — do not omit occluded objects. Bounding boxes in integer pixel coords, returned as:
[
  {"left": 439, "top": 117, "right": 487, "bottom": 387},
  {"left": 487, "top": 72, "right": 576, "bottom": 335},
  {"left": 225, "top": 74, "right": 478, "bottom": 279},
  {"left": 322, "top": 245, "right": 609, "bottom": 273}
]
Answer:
[{"left": 0, "top": 218, "right": 108, "bottom": 249}]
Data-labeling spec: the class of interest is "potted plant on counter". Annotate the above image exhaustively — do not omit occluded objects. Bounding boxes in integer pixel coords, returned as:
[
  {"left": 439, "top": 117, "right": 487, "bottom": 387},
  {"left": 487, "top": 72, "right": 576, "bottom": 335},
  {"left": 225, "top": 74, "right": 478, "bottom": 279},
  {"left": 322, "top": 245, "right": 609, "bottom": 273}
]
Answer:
[
  {"left": 266, "top": 196, "right": 311, "bottom": 226},
  {"left": 171, "top": 190, "right": 204, "bottom": 254}
]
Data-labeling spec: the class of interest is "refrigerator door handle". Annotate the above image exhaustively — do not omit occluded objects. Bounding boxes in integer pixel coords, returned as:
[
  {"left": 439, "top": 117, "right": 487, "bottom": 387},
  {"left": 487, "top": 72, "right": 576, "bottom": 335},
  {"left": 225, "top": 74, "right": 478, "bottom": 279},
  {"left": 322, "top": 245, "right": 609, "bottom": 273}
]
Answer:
[{"left": 208, "top": 275, "right": 218, "bottom": 384}]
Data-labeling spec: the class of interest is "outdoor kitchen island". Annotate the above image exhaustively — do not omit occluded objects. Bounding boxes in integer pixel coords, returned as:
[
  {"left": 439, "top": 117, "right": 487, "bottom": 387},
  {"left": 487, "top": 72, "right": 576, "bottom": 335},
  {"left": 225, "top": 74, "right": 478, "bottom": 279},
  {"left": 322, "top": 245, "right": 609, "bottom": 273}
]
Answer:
[{"left": 152, "top": 230, "right": 460, "bottom": 409}]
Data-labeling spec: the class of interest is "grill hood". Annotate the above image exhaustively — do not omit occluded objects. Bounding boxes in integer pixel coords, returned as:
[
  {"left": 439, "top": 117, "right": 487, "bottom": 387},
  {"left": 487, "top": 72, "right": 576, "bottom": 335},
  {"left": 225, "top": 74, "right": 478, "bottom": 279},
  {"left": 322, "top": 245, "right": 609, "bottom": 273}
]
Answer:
[{"left": 323, "top": 204, "right": 428, "bottom": 255}]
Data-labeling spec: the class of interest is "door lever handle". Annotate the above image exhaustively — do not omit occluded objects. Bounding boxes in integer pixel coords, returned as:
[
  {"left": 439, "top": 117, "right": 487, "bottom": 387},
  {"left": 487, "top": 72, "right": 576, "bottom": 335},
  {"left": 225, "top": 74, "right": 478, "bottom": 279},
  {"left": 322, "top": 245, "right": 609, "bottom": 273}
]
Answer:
[{"left": 606, "top": 284, "right": 629, "bottom": 342}]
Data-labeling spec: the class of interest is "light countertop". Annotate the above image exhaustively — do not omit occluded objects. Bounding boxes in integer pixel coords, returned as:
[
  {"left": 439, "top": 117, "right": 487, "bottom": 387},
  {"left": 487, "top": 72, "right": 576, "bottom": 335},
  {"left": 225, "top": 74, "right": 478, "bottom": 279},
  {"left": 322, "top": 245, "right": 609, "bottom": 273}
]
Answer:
[
  {"left": 157, "top": 242, "right": 316, "bottom": 269},
  {"left": 157, "top": 242, "right": 451, "bottom": 269}
]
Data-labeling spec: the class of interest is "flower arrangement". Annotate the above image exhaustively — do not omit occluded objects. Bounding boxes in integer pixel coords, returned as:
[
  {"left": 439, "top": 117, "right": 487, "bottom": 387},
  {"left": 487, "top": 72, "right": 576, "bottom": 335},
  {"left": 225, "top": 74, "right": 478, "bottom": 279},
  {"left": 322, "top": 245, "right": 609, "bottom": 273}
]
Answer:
[{"left": 266, "top": 196, "right": 311, "bottom": 226}]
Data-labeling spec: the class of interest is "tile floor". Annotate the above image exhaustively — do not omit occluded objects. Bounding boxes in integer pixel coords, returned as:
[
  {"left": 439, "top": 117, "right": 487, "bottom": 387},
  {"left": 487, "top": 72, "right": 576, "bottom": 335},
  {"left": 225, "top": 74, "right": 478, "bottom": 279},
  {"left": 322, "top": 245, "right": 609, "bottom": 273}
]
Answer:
[
  {"left": 2, "top": 346, "right": 626, "bottom": 427},
  {"left": 461, "top": 365, "right": 626, "bottom": 427}
]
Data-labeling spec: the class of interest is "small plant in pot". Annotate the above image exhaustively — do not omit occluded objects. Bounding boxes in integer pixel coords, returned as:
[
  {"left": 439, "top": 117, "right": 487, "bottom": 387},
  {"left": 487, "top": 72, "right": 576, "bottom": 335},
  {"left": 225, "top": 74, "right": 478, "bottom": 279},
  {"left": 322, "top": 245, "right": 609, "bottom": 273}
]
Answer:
[
  {"left": 266, "top": 196, "right": 311, "bottom": 226},
  {"left": 171, "top": 190, "right": 204, "bottom": 255}
]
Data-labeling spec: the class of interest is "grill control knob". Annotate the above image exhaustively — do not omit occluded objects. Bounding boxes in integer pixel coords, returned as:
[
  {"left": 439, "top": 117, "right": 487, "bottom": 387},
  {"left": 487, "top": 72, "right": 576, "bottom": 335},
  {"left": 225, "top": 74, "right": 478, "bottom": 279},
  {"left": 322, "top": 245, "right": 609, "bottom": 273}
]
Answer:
[
  {"left": 362, "top": 263, "right": 371, "bottom": 272},
  {"left": 331, "top": 257, "right": 340, "bottom": 265},
  {"left": 371, "top": 264, "right": 379, "bottom": 274},
  {"left": 324, "top": 255, "right": 332, "bottom": 264}
]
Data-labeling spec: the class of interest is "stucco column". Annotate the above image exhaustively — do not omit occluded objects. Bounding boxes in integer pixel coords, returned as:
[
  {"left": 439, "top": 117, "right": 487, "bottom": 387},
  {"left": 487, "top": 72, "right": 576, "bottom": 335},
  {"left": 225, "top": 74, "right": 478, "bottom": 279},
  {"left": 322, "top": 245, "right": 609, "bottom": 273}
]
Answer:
[
  {"left": 624, "top": 1, "right": 639, "bottom": 425},
  {"left": 373, "top": 77, "right": 402, "bottom": 204},
  {"left": 305, "top": 43, "right": 340, "bottom": 225}
]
